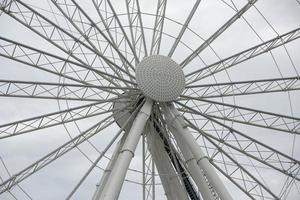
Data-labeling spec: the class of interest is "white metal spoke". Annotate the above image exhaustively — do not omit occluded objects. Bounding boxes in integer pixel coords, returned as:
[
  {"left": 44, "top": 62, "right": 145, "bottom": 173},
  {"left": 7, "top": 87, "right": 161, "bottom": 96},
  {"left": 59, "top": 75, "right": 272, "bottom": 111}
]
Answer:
[
  {"left": 66, "top": 102, "right": 141, "bottom": 199},
  {"left": 0, "top": 80, "right": 133, "bottom": 101},
  {"left": 178, "top": 96, "right": 300, "bottom": 134},
  {"left": 0, "top": 113, "right": 116, "bottom": 194},
  {"left": 0, "top": 0, "right": 135, "bottom": 81},
  {"left": 168, "top": 0, "right": 202, "bottom": 57},
  {"left": 92, "top": 0, "right": 139, "bottom": 63},
  {"left": 67, "top": 128, "right": 121, "bottom": 200},
  {"left": 125, "top": 0, "right": 148, "bottom": 59},
  {"left": 0, "top": 0, "right": 299, "bottom": 199},
  {"left": 150, "top": 0, "right": 167, "bottom": 55},
  {"left": 0, "top": 34, "right": 135, "bottom": 88},
  {"left": 180, "top": 0, "right": 257, "bottom": 67},
  {"left": 177, "top": 102, "right": 300, "bottom": 182},
  {"left": 186, "top": 27, "right": 300, "bottom": 84},
  {"left": 51, "top": 0, "right": 136, "bottom": 79},
  {"left": 184, "top": 76, "right": 300, "bottom": 98},
  {"left": 186, "top": 119, "right": 279, "bottom": 199},
  {"left": 0, "top": 96, "right": 133, "bottom": 139}
]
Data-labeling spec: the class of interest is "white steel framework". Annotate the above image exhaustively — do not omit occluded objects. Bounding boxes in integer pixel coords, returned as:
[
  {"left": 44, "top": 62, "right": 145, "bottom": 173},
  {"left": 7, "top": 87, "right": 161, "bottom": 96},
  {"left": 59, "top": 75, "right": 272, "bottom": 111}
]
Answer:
[{"left": 0, "top": 0, "right": 300, "bottom": 200}]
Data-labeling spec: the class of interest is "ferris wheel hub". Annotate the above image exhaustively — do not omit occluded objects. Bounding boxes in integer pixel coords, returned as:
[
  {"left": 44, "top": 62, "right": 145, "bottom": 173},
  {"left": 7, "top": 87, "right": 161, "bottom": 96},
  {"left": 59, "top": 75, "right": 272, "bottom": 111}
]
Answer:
[{"left": 135, "top": 55, "right": 185, "bottom": 102}]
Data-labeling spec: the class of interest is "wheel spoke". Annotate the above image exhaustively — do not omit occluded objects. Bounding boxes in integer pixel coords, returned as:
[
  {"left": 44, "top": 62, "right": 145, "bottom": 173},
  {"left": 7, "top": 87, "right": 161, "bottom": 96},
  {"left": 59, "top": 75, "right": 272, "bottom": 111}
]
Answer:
[
  {"left": 186, "top": 27, "right": 300, "bottom": 84},
  {"left": 0, "top": 0, "right": 299, "bottom": 199},
  {"left": 176, "top": 101, "right": 300, "bottom": 182},
  {"left": 50, "top": 0, "right": 136, "bottom": 81},
  {"left": 180, "top": 0, "right": 257, "bottom": 68},
  {"left": 0, "top": 113, "right": 116, "bottom": 194},
  {"left": 0, "top": 0, "right": 135, "bottom": 82},
  {"left": 0, "top": 95, "right": 135, "bottom": 139},
  {"left": 92, "top": 0, "right": 140, "bottom": 64},
  {"left": 66, "top": 101, "right": 142, "bottom": 199},
  {"left": 125, "top": 0, "right": 148, "bottom": 59},
  {"left": 51, "top": 0, "right": 136, "bottom": 80},
  {"left": 184, "top": 76, "right": 300, "bottom": 97},
  {"left": 168, "top": 0, "right": 202, "bottom": 57},
  {"left": 0, "top": 80, "right": 136, "bottom": 101},
  {"left": 186, "top": 119, "right": 279, "bottom": 199},
  {"left": 0, "top": 36, "right": 136, "bottom": 87},
  {"left": 150, "top": 0, "right": 167, "bottom": 55},
  {"left": 178, "top": 96, "right": 300, "bottom": 134}
]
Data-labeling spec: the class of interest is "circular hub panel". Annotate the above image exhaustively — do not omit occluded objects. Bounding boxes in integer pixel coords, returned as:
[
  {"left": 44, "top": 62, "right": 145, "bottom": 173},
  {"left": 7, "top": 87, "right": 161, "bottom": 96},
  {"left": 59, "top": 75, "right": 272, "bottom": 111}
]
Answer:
[{"left": 136, "top": 55, "right": 185, "bottom": 102}]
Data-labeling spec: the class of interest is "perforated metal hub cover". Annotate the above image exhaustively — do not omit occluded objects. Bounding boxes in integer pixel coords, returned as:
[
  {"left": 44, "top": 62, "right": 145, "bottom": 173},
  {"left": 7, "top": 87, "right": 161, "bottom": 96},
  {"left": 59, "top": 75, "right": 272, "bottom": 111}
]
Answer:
[{"left": 136, "top": 55, "right": 185, "bottom": 102}]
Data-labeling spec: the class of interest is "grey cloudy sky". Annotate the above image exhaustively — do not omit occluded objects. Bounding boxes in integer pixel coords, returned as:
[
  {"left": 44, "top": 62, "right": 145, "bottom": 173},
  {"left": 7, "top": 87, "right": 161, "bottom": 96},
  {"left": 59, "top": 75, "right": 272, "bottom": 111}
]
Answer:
[{"left": 0, "top": 0, "right": 300, "bottom": 199}]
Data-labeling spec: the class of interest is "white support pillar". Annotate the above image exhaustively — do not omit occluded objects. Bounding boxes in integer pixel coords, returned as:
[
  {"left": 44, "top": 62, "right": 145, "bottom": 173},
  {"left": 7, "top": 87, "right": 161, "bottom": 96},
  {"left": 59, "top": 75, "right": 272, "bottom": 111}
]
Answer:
[
  {"left": 98, "top": 99, "right": 153, "bottom": 200},
  {"left": 163, "top": 103, "right": 233, "bottom": 200},
  {"left": 92, "top": 133, "right": 127, "bottom": 200},
  {"left": 146, "top": 124, "right": 190, "bottom": 200},
  {"left": 164, "top": 108, "right": 214, "bottom": 200}
]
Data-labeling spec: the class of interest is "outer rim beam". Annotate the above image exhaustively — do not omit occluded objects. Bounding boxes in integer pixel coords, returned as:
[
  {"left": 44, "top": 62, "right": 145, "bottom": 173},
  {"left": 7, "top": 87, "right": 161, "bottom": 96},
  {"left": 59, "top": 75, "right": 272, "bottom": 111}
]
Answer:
[
  {"left": 184, "top": 76, "right": 300, "bottom": 98},
  {"left": 180, "top": 0, "right": 257, "bottom": 67},
  {"left": 186, "top": 27, "right": 300, "bottom": 84}
]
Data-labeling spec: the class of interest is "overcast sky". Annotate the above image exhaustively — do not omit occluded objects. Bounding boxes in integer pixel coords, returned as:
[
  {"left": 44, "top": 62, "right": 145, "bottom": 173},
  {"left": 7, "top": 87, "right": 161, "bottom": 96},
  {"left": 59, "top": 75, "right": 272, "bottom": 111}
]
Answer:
[{"left": 0, "top": 0, "right": 300, "bottom": 199}]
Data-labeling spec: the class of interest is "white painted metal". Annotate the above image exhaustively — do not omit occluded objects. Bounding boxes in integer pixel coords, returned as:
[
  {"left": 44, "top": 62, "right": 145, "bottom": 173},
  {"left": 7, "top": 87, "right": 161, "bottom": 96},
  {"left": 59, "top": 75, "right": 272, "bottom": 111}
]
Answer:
[
  {"left": 136, "top": 55, "right": 185, "bottom": 102},
  {"left": 163, "top": 108, "right": 215, "bottom": 200},
  {"left": 146, "top": 124, "right": 190, "bottom": 200},
  {"left": 98, "top": 99, "right": 153, "bottom": 200},
  {"left": 0, "top": 1, "right": 299, "bottom": 199},
  {"left": 92, "top": 134, "right": 127, "bottom": 200},
  {"left": 163, "top": 103, "right": 233, "bottom": 200}
]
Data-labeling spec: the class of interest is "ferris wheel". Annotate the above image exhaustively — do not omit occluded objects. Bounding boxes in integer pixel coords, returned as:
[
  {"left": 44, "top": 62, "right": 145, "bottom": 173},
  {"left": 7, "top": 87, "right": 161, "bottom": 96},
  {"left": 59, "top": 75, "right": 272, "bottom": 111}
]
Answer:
[{"left": 0, "top": 0, "right": 299, "bottom": 199}]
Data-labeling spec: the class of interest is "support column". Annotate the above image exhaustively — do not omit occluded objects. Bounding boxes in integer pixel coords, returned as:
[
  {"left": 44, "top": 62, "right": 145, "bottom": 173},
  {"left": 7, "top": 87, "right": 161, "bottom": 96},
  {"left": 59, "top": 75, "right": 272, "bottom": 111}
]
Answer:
[
  {"left": 162, "top": 103, "right": 233, "bottom": 200},
  {"left": 92, "top": 133, "right": 127, "bottom": 200},
  {"left": 164, "top": 108, "right": 214, "bottom": 200},
  {"left": 98, "top": 99, "right": 153, "bottom": 200},
  {"left": 146, "top": 123, "right": 190, "bottom": 200}
]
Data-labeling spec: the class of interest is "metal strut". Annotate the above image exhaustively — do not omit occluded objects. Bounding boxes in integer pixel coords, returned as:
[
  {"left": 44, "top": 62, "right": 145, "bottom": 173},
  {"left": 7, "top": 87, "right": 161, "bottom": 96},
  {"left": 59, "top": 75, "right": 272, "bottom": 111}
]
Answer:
[
  {"left": 96, "top": 99, "right": 153, "bottom": 200},
  {"left": 163, "top": 103, "right": 233, "bottom": 200},
  {"left": 150, "top": 112, "right": 200, "bottom": 200}
]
